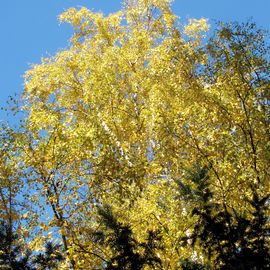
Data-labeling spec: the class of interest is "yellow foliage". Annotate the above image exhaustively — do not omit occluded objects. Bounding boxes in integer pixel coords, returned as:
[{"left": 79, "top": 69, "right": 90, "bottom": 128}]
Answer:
[{"left": 12, "top": 0, "right": 270, "bottom": 269}]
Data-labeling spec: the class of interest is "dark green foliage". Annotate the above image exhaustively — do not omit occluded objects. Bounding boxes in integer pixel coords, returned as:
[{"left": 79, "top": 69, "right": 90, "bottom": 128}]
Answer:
[
  {"left": 0, "top": 220, "right": 33, "bottom": 270},
  {"left": 0, "top": 220, "right": 64, "bottom": 270},
  {"left": 33, "top": 241, "right": 64, "bottom": 270},
  {"left": 179, "top": 165, "right": 270, "bottom": 270},
  {"left": 180, "top": 258, "right": 208, "bottom": 270},
  {"left": 97, "top": 205, "right": 162, "bottom": 270}
]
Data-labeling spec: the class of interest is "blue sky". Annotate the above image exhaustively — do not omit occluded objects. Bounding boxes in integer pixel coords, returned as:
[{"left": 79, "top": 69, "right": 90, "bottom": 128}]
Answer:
[{"left": 1, "top": 0, "right": 269, "bottom": 123}]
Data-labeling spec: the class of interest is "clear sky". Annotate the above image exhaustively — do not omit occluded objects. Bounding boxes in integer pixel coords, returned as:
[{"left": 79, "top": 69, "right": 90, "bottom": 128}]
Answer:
[{"left": 1, "top": 0, "right": 270, "bottom": 123}]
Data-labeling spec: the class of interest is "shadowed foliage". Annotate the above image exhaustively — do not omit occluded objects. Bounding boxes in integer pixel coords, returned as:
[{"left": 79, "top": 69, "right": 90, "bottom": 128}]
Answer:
[
  {"left": 0, "top": 220, "right": 33, "bottom": 270},
  {"left": 179, "top": 165, "right": 270, "bottom": 270},
  {"left": 97, "top": 205, "right": 163, "bottom": 270}
]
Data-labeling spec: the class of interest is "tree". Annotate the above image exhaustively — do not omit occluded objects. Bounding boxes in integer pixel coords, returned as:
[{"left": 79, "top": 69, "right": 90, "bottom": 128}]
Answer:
[
  {"left": 0, "top": 126, "right": 21, "bottom": 230},
  {"left": 0, "top": 220, "right": 33, "bottom": 270},
  {"left": 33, "top": 241, "right": 64, "bottom": 270},
  {"left": 96, "top": 205, "right": 162, "bottom": 269},
  {"left": 0, "top": 125, "right": 33, "bottom": 269},
  {"left": 179, "top": 164, "right": 270, "bottom": 269},
  {"left": 0, "top": 219, "right": 64, "bottom": 270},
  {"left": 2, "top": 0, "right": 269, "bottom": 269}
]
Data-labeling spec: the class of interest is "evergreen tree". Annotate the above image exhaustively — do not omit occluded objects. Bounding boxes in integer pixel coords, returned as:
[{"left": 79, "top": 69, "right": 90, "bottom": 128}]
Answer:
[
  {"left": 0, "top": 220, "right": 64, "bottom": 270},
  {"left": 33, "top": 242, "right": 64, "bottom": 270},
  {"left": 179, "top": 165, "right": 270, "bottom": 269},
  {"left": 0, "top": 220, "right": 33, "bottom": 270},
  {"left": 97, "top": 205, "right": 162, "bottom": 269}
]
